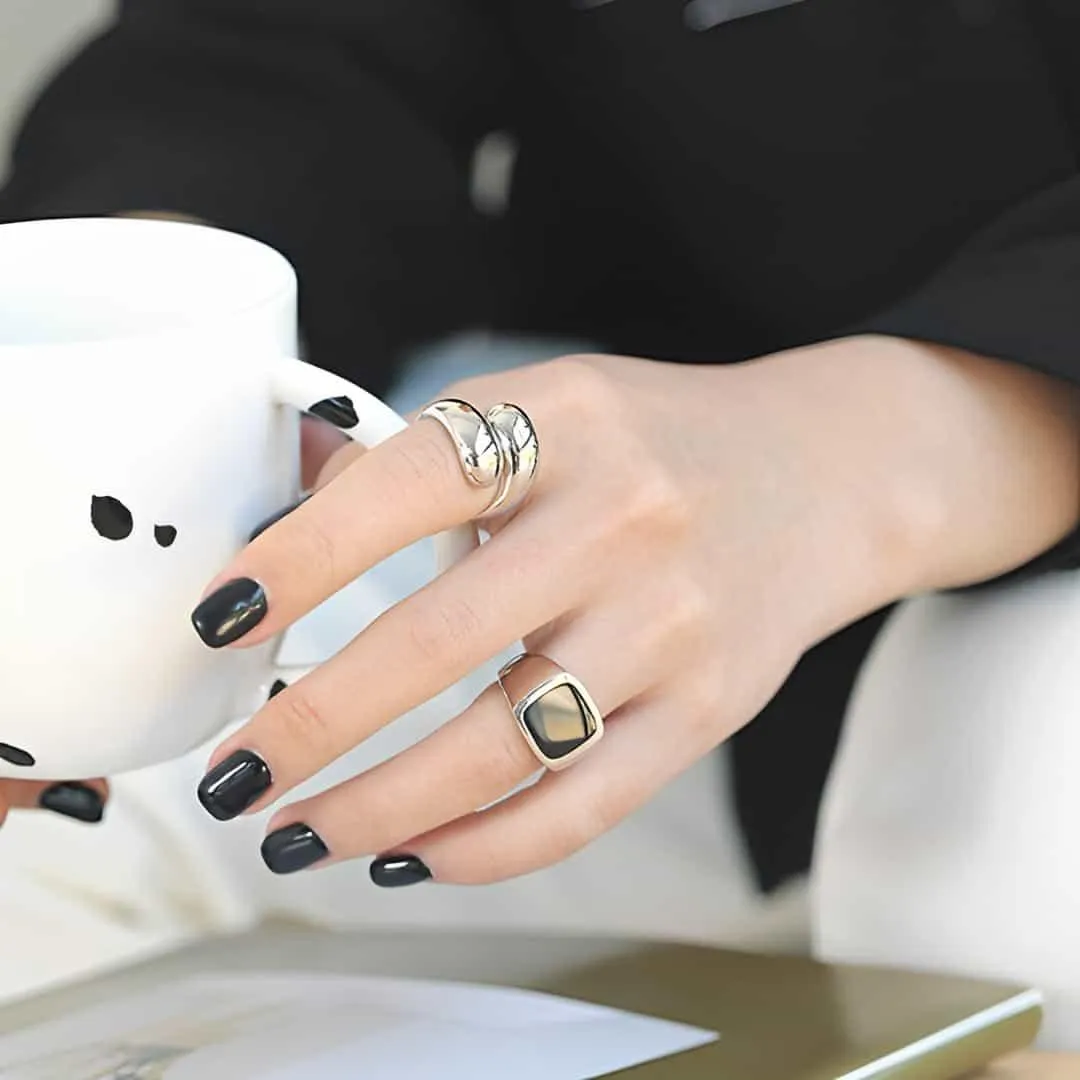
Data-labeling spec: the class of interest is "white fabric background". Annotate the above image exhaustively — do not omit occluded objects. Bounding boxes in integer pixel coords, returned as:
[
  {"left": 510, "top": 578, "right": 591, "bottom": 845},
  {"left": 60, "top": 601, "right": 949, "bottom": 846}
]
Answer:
[{"left": 814, "top": 574, "right": 1080, "bottom": 1050}]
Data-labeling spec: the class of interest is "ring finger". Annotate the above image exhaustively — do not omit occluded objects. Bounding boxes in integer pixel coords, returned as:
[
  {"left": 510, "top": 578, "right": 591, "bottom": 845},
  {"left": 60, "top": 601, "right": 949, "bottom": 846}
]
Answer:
[{"left": 255, "top": 607, "right": 663, "bottom": 874}]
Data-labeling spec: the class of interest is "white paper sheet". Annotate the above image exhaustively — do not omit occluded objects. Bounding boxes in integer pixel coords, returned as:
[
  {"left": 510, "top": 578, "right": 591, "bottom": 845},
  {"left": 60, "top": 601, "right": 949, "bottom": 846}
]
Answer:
[{"left": 0, "top": 972, "right": 717, "bottom": 1079}]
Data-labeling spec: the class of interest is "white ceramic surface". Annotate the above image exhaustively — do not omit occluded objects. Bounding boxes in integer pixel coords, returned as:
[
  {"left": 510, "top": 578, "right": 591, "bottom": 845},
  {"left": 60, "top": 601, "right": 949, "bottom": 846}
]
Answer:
[{"left": 0, "top": 218, "right": 465, "bottom": 780}]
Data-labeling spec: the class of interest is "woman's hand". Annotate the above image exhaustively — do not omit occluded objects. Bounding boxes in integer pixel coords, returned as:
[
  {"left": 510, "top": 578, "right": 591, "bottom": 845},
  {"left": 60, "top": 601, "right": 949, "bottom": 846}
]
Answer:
[
  {"left": 189, "top": 335, "right": 1080, "bottom": 883},
  {"left": 0, "top": 779, "right": 107, "bottom": 826}
]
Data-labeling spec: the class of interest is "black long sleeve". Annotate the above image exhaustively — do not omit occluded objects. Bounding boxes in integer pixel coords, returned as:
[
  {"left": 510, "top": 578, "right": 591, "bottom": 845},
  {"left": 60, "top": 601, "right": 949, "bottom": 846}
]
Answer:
[
  {"left": 0, "top": 0, "right": 513, "bottom": 396},
  {"left": 857, "top": 0, "right": 1080, "bottom": 575},
  {"left": 862, "top": 174, "right": 1080, "bottom": 389}
]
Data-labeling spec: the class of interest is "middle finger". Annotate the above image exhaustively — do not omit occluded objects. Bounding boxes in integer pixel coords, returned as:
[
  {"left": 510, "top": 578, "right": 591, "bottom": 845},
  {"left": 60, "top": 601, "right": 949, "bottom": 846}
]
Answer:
[
  {"left": 258, "top": 607, "right": 656, "bottom": 872},
  {"left": 197, "top": 497, "right": 596, "bottom": 818}
]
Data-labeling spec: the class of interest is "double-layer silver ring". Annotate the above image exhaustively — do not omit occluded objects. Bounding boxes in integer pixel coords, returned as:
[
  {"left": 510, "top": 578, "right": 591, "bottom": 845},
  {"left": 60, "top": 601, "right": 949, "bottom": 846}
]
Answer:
[{"left": 419, "top": 398, "right": 540, "bottom": 521}]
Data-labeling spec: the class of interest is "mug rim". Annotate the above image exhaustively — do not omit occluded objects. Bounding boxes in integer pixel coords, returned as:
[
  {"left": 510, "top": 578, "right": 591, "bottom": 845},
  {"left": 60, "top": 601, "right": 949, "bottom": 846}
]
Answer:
[{"left": 0, "top": 217, "right": 297, "bottom": 351}]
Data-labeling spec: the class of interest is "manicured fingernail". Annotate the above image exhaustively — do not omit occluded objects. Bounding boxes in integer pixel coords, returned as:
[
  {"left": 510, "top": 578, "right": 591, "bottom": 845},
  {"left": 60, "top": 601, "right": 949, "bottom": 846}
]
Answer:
[
  {"left": 261, "top": 823, "right": 329, "bottom": 874},
  {"left": 191, "top": 577, "right": 267, "bottom": 647},
  {"left": 248, "top": 496, "right": 309, "bottom": 542},
  {"left": 197, "top": 750, "right": 272, "bottom": 821},
  {"left": 268, "top": 679, "right": 288, "bottom": 700},
  {"left": 307, "top": 396, "right": 359, "bottom": 429},
  {"left": 370, "top": 854, "right": 432, "bottom": 888},
  {"left": 39, "top": 783, "right": 104, "bottom": 824}
]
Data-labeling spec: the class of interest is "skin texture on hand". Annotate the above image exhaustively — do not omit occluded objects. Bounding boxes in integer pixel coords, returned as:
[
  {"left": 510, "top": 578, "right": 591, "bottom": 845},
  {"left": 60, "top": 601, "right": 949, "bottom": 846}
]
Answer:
[
  {"left": 186, "top": 335, "right": 1079, "bottom": 885},
  {"left": 736, "top": 336, "right": 1080, "bottom": 612}
]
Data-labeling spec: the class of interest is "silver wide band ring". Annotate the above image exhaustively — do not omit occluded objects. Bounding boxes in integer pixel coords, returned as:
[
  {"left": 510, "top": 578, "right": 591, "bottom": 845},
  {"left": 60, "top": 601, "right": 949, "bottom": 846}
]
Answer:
[
  {"left": 419, "top": 398, "right": 540, "bottom": 521},
  {"left": 497, "top": 653, "right": 604, "bottom": 771},
  {"left": 483, "top": 403, "right": 540, "bottom": 520},
  {"left": 417, "top": 398, "right": 502, "bottom": 490}
]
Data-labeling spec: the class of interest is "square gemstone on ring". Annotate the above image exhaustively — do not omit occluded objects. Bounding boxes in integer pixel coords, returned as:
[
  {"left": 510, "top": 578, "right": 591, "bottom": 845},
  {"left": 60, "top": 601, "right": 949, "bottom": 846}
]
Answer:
[{"left": 521, "top": 683, "right": 598, "bottom": 760}]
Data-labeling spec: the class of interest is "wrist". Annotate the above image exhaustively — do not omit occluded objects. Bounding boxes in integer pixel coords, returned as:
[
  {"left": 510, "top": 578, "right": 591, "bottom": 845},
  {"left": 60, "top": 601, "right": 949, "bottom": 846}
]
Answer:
[
  {"left": 749, "top": 335, "right": 1080, "bottom": 625},
  {"left": 725, "top": 337, "right": 941, "bottom": 640}
]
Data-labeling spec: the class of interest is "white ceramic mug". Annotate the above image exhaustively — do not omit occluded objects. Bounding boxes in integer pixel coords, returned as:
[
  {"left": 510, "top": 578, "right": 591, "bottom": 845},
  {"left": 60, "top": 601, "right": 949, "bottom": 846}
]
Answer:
[{"left": 0, "top": 218, "right": 473, "bottom": 780}]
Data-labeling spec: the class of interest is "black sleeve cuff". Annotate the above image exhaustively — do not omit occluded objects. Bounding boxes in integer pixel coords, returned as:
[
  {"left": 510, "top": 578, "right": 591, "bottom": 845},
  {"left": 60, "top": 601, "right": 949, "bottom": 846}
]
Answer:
[{"left": 854, "top": 174, "right": 1080, "bottom": 583}]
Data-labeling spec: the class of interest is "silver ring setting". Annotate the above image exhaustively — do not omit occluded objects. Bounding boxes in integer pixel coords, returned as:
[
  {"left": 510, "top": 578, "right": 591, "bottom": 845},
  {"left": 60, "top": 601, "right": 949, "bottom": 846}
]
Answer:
[
  {"left": 497, "top": 653, "right": 604, "bottom": 771},
  {"left": 417, "top": 398, "right": 502, "bottom": 489},
  {"left": 484, "top": 403, "right": 540, "bottom": 520},
  {"left": 419, "top": 398, "right": 539, "bottom": 521}
]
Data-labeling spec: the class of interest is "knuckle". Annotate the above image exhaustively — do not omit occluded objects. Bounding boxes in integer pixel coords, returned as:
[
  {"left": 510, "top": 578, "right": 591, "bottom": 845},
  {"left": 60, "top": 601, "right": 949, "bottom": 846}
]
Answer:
[
  {"left": 291, "top": 516, "right": 340, "bottom": 590},
  {"left": 271, "top": 687, "right": 337, "bottom": 759},
  {"left": 625, "top": 464, "right": 692, "bottom": 538},
  {"left": 388, "top": 427, "right": 461, "bottom": 506},
  {"left": 406, "top": 596, "right": 484, "bottom": 664},
  {"left": 596, "top": 463, "right": 690, "bottom": 553},
  {"left": 657, "top": 579, "right": 711, "bottom": 656},
  {"left": 490, "top": 530, "right": 551, "bottom": 593},
  {"left": 450, "top": 692, "right": 533, "bottom": 797},
  {"left": 545, "top": 355, "right": 614, "bottom": 418}
]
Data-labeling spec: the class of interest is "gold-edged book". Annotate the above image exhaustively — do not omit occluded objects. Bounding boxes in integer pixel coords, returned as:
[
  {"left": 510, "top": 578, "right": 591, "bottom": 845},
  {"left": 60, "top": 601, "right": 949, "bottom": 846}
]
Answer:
[{"left": 0, "top": 924, "right": 1041, "bottom": 1078}]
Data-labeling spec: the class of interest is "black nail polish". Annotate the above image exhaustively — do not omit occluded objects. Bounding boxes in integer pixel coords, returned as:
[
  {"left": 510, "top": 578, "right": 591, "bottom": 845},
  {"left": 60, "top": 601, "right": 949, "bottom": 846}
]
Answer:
[
  {"left": 370, "top": 854, "right": 432, "bottom": 888},
  {"left": 39, "top": 783, "right": 104, "bottom": 824},
  {"left": 308, "top": 396, "right": 359, "bottom": 429},
  {"left": 268, "top": 678, "right": 288, "bottom": 700},
  {"left": 261, "top": 823, "right": 329, "bottom": 874},
  {"left": 191, "top": 578, "right": 267, "bottom": 648},
  {"left": 198, "top": 750, "right": 272, "bottom": 821},
  {"left": 248, "top": 496, "right": 310, "bottom": 542}
]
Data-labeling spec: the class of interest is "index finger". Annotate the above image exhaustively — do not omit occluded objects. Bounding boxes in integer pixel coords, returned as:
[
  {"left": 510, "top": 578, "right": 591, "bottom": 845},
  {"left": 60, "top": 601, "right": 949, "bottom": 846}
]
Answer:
[{"left": 191, "top": 413, "right": 492, "bottom": 651}]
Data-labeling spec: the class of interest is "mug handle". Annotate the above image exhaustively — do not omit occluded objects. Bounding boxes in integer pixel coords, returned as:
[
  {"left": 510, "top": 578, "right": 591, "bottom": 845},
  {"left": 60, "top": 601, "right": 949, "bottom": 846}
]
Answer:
[
  {"left": 270, "top": 356, "right": 479, "bottom": 570},
  {"left": 230, "top": 357, "right": 481, "bottom": 707}
]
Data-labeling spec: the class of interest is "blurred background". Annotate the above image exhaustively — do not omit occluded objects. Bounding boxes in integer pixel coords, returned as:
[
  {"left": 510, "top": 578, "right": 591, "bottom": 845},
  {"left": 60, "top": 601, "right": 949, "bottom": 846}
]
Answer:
[{"left": 0, "top": 0, "right": 108, "bottom": 181}]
